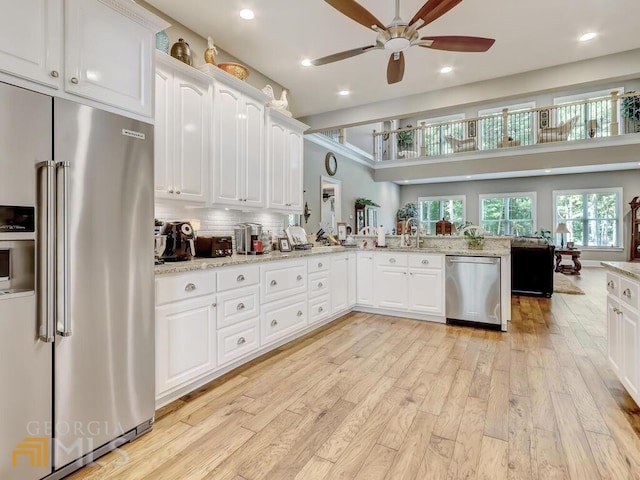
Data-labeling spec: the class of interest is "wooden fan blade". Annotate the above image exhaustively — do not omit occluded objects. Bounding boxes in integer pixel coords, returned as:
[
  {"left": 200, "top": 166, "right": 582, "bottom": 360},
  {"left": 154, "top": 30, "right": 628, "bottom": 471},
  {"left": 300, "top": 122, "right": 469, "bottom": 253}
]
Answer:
[
  {"left": 387, "top": 52, "right": 405, "bottom": 85},
  {"left": 311, "top": 45, "right": 380, "bottom": 66},
  {"left": 419, "top": 36, "right": 495, "bottom": 52},
  {"left": 325, "top": 0, "right": 385, "bottom": 30},
  {"left": 409, "top": 0, "right": 463, "bottom": 28}
]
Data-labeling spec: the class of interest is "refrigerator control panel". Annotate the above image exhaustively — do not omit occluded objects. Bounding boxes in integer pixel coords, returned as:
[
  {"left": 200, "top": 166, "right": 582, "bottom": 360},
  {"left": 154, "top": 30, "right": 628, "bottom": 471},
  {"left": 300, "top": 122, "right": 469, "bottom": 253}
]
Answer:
[{"left": 0, "top": 205, "right": 35, "bottom": 233}]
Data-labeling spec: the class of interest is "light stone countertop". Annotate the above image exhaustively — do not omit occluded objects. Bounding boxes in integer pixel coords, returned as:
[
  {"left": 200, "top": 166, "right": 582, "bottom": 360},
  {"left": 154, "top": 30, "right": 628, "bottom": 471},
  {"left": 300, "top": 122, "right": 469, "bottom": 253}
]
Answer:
[
  {"left": 155, "top": 246, "right": 510, "bottom": 276},
  {"left": 600, "top": 261, "right": 640, "bottom": 282}
]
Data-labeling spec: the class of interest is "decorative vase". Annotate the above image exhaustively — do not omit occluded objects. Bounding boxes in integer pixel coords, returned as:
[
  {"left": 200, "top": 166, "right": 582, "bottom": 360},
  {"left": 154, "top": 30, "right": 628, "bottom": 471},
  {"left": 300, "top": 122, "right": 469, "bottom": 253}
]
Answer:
[
  {"left": 155, "top": 30, "right": 170, "bottom": 53},
  {"left": 204, "top": 36, "right": 217, "bottom": 65},
  {"left": 170, "top": 38, "right": 192, "bottom": 66}
]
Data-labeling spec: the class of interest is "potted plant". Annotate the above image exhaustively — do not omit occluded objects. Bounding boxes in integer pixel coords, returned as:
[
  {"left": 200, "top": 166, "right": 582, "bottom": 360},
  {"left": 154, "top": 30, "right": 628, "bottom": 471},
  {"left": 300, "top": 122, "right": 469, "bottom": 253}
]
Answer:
[
  {"left": 354, "top": 197, "right": 379, "bottom": 207},
  {"left": 621, "top": 91, "right": 640, "bottom": 132},
  {"left": 460, "top": 224, "right": 485, "bottom": 249},
  {"left": 396, "top": 202, "right": 418, "bottom": 234},
  {"left": 397, "top": 125, "right": 414, "bottom": 152}
]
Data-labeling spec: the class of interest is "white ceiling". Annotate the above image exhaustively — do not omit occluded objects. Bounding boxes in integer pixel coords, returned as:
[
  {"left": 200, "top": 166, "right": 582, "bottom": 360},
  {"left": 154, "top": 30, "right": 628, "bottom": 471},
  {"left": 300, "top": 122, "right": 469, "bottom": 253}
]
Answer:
[{"left": 146, "top": 0, "right": 640, "bottom": 119}]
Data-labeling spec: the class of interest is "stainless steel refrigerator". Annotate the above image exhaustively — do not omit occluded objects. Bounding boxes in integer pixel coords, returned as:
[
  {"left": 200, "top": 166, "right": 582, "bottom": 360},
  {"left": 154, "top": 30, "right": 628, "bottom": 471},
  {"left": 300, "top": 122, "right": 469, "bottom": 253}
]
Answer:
[{"left": 0, "top": 81, "right": 155, "bottom": 480}]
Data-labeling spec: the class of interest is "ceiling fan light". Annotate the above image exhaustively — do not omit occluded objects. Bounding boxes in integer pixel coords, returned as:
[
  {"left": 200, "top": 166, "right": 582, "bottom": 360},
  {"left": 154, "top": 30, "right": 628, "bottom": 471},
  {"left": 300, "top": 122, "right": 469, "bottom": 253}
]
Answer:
[
  {"left": 579, "top": 32, "right": 597, "bottom": 42},
  {"left": 440, "top": 66, "right": 453, "bottom": 74},
  {"left": 300, "top": 59, "right": 312, "bottom": 67},
  {"left": 338, "top": 90, "right": 350, "bottom": 96},
  {"left": 239, "top": 9, "right": 255, "bottom": 20},
  {"left": 385, "top": 37, "right": 410, "bottom": 52}
]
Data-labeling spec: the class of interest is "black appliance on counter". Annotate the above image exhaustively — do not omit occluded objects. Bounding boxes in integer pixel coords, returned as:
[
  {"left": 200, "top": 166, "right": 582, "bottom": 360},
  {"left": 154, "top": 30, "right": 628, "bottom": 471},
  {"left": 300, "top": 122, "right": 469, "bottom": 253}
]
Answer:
[
  {"left": 160, "top": 221, "right": 196, "bottom": 262},
  {"left": 511, "top": 237, "right": 555, "bottom": 297},
  {"left": 195, "top": 236, "right": 233, "bottom": 258}
]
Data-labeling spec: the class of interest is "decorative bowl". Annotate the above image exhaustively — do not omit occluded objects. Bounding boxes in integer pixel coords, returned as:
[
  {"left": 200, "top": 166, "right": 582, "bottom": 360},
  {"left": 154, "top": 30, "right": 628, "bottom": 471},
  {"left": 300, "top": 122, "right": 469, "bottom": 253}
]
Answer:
[{"left": 217, "top": 62, "right": 249, "bottom": 81}]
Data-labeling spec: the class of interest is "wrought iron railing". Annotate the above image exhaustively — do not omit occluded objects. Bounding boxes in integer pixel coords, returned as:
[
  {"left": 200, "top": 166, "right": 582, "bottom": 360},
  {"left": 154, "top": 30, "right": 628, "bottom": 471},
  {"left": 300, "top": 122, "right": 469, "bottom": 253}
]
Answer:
[{"left": 370, "top": 90, "right": 640, "bottom": 161}]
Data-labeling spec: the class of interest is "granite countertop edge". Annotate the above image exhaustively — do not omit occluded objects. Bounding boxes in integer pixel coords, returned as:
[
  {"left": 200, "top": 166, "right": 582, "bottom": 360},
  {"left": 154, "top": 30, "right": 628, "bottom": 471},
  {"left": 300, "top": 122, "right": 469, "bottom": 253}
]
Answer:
[
  {"left": 600, "top": 261, "right": 640, "bottom": 282},
  {"left": 155, "top": 247, "right": 510, "bottom": 276}
]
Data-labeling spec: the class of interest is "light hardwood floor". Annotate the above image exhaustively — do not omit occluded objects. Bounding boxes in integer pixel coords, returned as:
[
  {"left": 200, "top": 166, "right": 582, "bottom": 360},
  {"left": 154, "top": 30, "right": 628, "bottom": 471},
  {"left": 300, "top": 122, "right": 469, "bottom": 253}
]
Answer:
[{"left": 70, "top": 268, "right": 640, "bottom": 480}]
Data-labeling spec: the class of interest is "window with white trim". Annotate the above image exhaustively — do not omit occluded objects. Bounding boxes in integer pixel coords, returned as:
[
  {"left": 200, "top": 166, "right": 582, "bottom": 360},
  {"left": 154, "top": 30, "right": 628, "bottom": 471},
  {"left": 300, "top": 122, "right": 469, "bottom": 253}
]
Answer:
[
  {"left": 480, "top": 192, "right": 536, "bottom": 236},
  {"left": 553, "top": 188, "right": 622, "bottom": 248},
  {"left": 553, "top": 87, "right": 623, "bottom": 140},
  {"left": 478, "top": 102, "right": 535, "bottom": 150},
  {"left": 417, "top": 113, "right": 465, "bottom": 156},
  {"left": 418, "top": 196, "right": 465, "bottom": 234}
]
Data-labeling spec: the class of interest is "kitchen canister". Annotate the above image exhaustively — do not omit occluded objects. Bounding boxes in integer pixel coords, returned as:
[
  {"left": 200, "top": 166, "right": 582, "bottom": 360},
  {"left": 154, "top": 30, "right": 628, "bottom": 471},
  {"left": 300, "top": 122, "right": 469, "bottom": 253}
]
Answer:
[
  {"left": 170, "top": 38, "right": 192, "bottom": 66},
  {"left": 155, "top": 30, "right": 170, "bottom": 53}
]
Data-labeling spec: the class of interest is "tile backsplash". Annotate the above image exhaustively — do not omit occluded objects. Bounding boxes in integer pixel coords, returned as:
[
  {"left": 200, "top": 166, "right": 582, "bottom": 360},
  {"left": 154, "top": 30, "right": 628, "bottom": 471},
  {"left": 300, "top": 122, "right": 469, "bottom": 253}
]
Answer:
[{"left": 155, "top": 201, "right": 287, "bottom": 251}]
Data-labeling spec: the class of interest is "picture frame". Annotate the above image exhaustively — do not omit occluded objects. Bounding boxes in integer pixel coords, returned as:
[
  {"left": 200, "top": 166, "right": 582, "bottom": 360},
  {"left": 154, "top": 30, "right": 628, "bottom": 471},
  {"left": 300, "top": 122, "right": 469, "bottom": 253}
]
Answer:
[
  {"left": 337, "top": 222, "right": 347, "bottom": 241},
  {"left": 278, "top": 237, "right": 291, "bottom": 252}
]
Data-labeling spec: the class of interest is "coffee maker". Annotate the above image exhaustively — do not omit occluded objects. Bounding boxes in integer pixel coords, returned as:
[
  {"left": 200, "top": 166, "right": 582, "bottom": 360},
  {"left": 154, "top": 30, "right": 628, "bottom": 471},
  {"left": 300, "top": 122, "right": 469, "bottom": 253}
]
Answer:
[
  {"left": 160, "top": 221, "right": 196, "bottom": 261},
  {"left": 234, "top": 223, "right": 263, "bottom": 254}
]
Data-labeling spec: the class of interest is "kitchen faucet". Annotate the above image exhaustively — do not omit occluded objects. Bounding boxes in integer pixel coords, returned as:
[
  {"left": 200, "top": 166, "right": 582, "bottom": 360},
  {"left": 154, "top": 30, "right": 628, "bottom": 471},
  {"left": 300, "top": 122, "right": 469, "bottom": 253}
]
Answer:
[{"left": 404, "top": 218, "right": 422, "bottom": 248}]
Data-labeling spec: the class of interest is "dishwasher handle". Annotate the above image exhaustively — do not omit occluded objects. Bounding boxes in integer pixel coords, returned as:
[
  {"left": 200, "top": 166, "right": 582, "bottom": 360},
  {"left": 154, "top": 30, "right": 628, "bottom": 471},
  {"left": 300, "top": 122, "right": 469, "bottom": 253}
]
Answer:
[{"left": 448, "top": 258, "right": 498, "bottom": 265}]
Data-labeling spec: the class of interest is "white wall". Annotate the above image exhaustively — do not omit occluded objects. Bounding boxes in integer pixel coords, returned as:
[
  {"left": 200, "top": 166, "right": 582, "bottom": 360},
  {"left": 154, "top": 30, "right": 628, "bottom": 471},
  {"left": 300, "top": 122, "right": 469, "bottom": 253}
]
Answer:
[
  {"left": 400, "top": 170, "right": 640, "bottom": 262},
  {"left": 304, "top": 140, "right": 400, "bottom": 234}
]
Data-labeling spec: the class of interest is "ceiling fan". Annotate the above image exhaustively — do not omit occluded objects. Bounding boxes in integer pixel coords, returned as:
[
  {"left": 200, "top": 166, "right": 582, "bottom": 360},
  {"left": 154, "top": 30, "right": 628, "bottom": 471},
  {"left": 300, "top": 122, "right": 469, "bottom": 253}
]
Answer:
[{"left": 310, "top": 0, "right": 496, "bottom": 84}]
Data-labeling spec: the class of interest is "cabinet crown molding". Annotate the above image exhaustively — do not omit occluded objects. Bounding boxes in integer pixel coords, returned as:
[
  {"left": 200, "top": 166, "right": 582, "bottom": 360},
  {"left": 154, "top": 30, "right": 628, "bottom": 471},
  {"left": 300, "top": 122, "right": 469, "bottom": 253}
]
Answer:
[
  {"left": 98, "top": 0, "right": 170, "bottom": 32},
  {"left": 267, "top": 108, "right": 309, "bottom": 132},
  {"left": 198, "top": 64, "right": 270, "bottom": 102}
]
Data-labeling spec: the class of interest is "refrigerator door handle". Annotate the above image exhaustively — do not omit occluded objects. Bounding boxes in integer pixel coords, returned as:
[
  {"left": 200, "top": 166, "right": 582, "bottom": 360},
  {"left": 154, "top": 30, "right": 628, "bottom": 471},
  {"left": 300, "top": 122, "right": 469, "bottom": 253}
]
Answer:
[
  {"left": 36, "top": 161, "right": 56, "bottom": 343},
  {"left": 56, "top": 161, "right": 72, "bottom": 337}
]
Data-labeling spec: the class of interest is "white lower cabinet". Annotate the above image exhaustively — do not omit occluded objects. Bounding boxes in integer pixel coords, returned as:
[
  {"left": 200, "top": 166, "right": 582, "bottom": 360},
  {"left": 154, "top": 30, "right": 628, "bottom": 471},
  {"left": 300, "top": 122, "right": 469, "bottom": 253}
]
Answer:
[
  {"left": 309, "top": 295, "right": 331, "bottom": 325},
  {"left": 348, "top": 254, "right": 357, "bottom": 307},
  {"left": 607, "top": 295, "right": 621, "bottom": 375},
  {"left": 375, "top": 266, "right": 408, "bottom": 310},
  {"left": 217, "top": 318, "right": 259, "bottom": 367},
  {"left": 357, "top": 252, "right": 374, "bottom": 306},
  {"left": 621, "top": 305, "right": 640, "bottom": 399},
  {"left": 156, "top": 295, "right": 216, "bottom": 395},
  {"left": 331, "top": 255, "right": 349, "bottom": 314},
  {"left": 261, "top": 260, "right": 307, "bottom": 304},
  {"left": 408, "top": 268, "right": 444, "bottom": 315},
  {"left": 261, "top": 294, "right": 308, "bottom": 346}
]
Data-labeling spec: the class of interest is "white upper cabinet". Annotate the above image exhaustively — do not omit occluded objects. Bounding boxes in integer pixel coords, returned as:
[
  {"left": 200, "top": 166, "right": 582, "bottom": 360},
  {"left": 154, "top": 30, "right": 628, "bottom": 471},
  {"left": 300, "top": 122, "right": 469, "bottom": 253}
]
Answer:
[
  {"left": 0, "top": 0, "right": 167, "bottom": 118},
  {"left": 154, "top": 54, "right": 210, "bottom": 203},
  {"left": 0, "top": 0, "right": 63, "bottom": 88},
  {"left": 267, "top": 109, "right": 308, "bottom": 212}
]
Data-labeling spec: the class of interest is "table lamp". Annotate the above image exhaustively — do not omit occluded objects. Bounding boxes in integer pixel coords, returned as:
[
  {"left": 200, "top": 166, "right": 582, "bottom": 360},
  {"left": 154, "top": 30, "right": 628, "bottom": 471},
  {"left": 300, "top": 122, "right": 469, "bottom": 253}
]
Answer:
[
  {"left": 556, "top": 222, "right": 570, "bottom": 248},
  {"left": 587, "top": 119, "right": 599, "bottom": 138}
]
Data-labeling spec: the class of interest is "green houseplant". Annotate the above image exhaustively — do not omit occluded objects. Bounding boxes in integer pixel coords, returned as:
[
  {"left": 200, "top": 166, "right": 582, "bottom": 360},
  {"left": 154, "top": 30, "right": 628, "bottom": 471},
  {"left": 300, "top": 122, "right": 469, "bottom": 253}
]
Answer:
[
  {"left": 354, "top": 197, "right": 379, "bottom": 207},
  {"left": 397, "top": 125, "right": 414, "bottom": 151},
  {"left": 621, "top": 91, "right": 640, "bottom": 132},
  {"left": 460, "top": 224, "right": 485, "bottom": 249},
  {"left": 396, "top": 202, "right": 418, "bottom": 221}
]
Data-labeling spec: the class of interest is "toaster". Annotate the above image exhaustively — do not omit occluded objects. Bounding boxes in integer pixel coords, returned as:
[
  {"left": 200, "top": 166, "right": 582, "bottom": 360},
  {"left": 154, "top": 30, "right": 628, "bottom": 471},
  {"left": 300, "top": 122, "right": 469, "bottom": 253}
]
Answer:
[{"left": 195, "top": 236, "right": 233, "bottom": 258}]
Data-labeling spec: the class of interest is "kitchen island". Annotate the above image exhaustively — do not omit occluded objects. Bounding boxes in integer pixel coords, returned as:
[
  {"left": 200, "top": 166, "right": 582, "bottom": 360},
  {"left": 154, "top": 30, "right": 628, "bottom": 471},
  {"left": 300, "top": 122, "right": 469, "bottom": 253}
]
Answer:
[{"left": 154, "top": 238, "right": 511, "bottom": 407}]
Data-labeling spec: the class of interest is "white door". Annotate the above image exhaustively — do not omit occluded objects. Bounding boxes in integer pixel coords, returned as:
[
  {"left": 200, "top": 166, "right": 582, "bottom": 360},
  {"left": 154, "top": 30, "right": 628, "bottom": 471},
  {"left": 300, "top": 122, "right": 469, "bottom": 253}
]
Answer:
[
  {"left": 357, "top": 253, "right": 374, "bottom": 305},
  {"left": 331, "top": 255, "right": 349, "bottom": 314},
  {"left": 243, "top": 97, "right": 265, "bottom": 207},
  {"left": 173, "top": 72, "right": 209, "bottom": 203},
  {"left": 621, "top": 306, "right": 639, "bottom": 400},
  {"left": 375, "top": 266, "right": 408, "bottom": 310},
  {"left": 213, "top": 84, "right": 242, "bottom": 205},
  {"left": 348, "top": 254, "right": 357, "bottom": 307},
  {"left": 607, "top": 296, "right": 621, "bottom": 375},
  {"left": 154, "top": 65, "right": 174, "bottom": 199},
  {"left": 0, "top": 0, "right": 62, "bottom": 89},
  {"left": 156, "top": 296, "right": 216, "bottom": 396},
  {"left": 287, "top": 128, "right": 304, "bottom": 211},
  {"left": 65, "top": 0, "right": 153, "bottom": 116},
  {"left": 408, "top": 268, "right": 444, "bottom": 315},
  {"left": 268, "top": 121, "right": 287, "bottom": 209}
]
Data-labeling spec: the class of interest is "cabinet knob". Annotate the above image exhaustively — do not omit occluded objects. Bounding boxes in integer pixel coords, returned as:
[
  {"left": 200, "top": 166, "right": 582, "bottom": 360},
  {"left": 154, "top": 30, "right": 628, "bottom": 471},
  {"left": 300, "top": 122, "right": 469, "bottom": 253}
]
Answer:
[
  {"left": 389, "top": 258, "right": 396, "bottom": 264},
  {"left": 421, "top": 259, "right": 429, "bottom": 265},
  {"left": 319, "top": 306, "right": 324, "bottom": 313},
  {"left": 271, "top": 280, "right": 277, "bottom": 286},
  {"left": 297, "top": 310, "right": 303, "bottom": 317},
  {"left": 409, "top": 272, "right": 413, "bottom": 275},
  {"left": 50, "top": 70, "right": 59, "bottom": 78},
  {"left": 318, "top": 262, "right": 323, "bottom": 268},
  {"left": 623, "top": 288, "right": 632, "bottom": 298},
  {"left": 271, "top": 319, "right": 278, "bottom": 327},
  {"left": 297, "top": 275, "right": 303, "bottom": 281},
  {"left": 176, "top": 190, "right": 181, "bottom": 195},
  {"left": 185, "top": 283, "right": 197, "bottom": 292},
  {"left": 237, "top": 336, "right": 246, "bottom": 345},
  {"left": 607, "top": 280, "right": 615, "bottom": 289},
  {"left": 70, "top": 77, "right": 79, "bottom": 84},
  {"left": 403, "top": 272, "right": 407, "bottom": 275},
  {"left": 318, "top": 282, "right": 323, "bottom": 288},
  {"left": 211, "top": 302, "right": 217, "bottom": 308},
  {"left": 237, "top": 274, "right": 245, "bottom": 282},
  {"left": 237, "top": 302, "right": 245, "bottom": 311}
]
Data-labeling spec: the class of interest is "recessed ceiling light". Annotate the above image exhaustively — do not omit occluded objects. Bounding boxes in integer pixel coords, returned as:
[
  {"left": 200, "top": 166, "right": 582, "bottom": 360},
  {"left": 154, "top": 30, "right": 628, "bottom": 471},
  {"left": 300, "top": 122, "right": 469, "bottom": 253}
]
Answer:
[
  {"left": 239, "top": 9, "right": 255, "bottom": 20},
  {"left": 404, "top": 180, "right": 409, "bottom": 183},
  {"left": 466, "top": 175, "right": 472, "bottom": 179},
  {"left": 579, "top": 32, "right": 597, "bottom": 42},
  {"left": 545, "top": 169, "right": 552, "bottom": 173},
  {"left": 440, "top": 66, "right": 453, "bottom": 74},
  {"left": 338, "top": 90, "right": 350, "bottom": 96},
  {"left": 301, "top": 59, "right": 312, "bottom": 67}
]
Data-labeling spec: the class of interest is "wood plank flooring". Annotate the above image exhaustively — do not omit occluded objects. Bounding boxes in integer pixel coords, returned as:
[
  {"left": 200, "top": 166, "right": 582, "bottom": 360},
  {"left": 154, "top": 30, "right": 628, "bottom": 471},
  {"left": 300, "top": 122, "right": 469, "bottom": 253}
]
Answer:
[{"left": 69, "top": 268, "right": 640, "bottom": 480}]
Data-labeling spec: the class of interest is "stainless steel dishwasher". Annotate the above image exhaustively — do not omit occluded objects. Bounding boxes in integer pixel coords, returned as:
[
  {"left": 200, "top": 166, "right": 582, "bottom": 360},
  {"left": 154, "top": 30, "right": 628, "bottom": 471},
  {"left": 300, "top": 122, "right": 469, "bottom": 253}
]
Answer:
[{"left": 445, "top": 256, "right": 501, "bottom": 327}]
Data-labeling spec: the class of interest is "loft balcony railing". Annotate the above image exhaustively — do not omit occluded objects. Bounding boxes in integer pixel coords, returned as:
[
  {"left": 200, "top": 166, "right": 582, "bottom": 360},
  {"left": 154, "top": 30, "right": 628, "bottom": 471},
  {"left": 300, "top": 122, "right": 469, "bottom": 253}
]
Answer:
[{"left": 371, "top": 90, "right": 640, "bottom": 162}]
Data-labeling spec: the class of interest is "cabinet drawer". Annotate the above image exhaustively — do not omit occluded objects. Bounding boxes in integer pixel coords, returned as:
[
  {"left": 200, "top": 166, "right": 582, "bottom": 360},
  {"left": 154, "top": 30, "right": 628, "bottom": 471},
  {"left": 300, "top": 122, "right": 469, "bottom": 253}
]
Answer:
[
  {"left": 260, "top": 294, "right": 307, "bottom": 345},
  {"left": 309, "top": 295, "right": 331, "bottom": 325},
  {"left": 606, "top": 272, "right": 620, "bottom": 298},
  {"left": 260, "top": 261, "right": 307, "bottom": 304},
  {"left": 308, "top": 256, "right": 330, "bottom": 273},
  {"left": 217, "top": 318, "right": 259, "bottom": 367},
  {"left": 217, "top": 285, "right": 260, "bottom": 329},
  {"left": 218, "top": 265, "right": 259, "bottom": 292},
  {"left": 409, "top": 253, "right": 443, "bottom": 269},
  {"left": 156, "top": 270, "right": 216, "bottom": 306},
  {"left": 620, "top": 277, "right": 639, "bottom": 310},
  {"left": 374, "top": 253, "right": 408, "bottom": 267},
  {"left": 308, "top": 272, "right": 330, "bottom": 298}
]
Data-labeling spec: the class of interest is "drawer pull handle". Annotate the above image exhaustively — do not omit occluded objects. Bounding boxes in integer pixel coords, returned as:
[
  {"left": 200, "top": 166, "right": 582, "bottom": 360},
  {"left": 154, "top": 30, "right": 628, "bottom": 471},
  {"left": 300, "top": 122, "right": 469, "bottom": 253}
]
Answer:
[
  {"left": 185, "top": 283, "right": 197, "bottom": 292},
  {"left": 50, "top": 70, "right": 59, "bottom": 78},
  {"left": 237, "top": 274, "right": 245, "bottom": 282},
  {"left": 70, "top": 77, "right": 79, "bottom": 84},
  {"left": 422, "top": 259, "right": 429, "bottom": 265},
  {"left": 211, "top": 303, "right": 217, "bottom": 308},
  {"left": 297, "top": 275, "right": 303, "bottom": 281},
  {"left": 318, "top": 282, "right": 323, "bottom": 288},
  {"left": 607, "top": 280, "right": 615, "bottom": 288},
  {"left": 237, "top": 336, "right": 246, "bottom": 345},
  {"left": 271, "top": 319, "right": 278, "bottom": 327},
  {"left": 318, "top": 262, "right": 323, "bottom": 268},
  {"left": 319, "top": 306, "right": 324, "bottom": 313},
  {"left": 271, "top": 280, "right": 277, "bottom": 286},
  {"left": 237, "top": 303, "right": 245, "bottom": 311},
  {"left": 389, "top": 258, "right": 396, "bottom": 264},
  {"left": 614, "top": 307, "right": 621, "bottom": 314},
  {"left": 297, "top": 310, "right": 303, "bottom": 317},
  {"left": 623, "top": 288, "right": 632, "bottom": 298}
]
